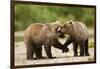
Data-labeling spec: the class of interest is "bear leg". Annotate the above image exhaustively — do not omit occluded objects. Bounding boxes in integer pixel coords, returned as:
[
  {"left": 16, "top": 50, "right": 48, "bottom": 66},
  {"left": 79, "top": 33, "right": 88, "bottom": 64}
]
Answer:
[
  {"left": 79, "top": 42, "right": 85, "bottom": 56},
  {"left": 35, "top": 46, "right": 46, "bottom": 59},
  {"left": 85, "top": 39, "right": 90, "bottom": 56},
  {"left": 73, "top": 42, "right": 78, "bottom": 56},
  {"left": 26, "top": 44, "right": 35, "bottom": 60},
  {"left": 52, "top": 39, "right": 69, "bottom": 53},
  {"left": 44, "top": 45, "right": 56, "bottom": 59}
]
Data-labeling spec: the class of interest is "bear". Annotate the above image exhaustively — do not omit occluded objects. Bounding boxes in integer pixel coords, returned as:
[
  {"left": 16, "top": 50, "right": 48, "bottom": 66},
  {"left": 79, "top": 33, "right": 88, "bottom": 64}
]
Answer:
[
  {"left": 62, "top": 20, "right": 90, "bottom": 56},
  {"left": 24, "top": 21, "right": 68, "bottom": 60}
]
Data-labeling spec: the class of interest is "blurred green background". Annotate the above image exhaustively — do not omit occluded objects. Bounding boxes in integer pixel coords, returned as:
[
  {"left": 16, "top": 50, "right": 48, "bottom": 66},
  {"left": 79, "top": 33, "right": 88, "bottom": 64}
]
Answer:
[{"left": 15, "top": 4, "right": 95, "bottom": 31}]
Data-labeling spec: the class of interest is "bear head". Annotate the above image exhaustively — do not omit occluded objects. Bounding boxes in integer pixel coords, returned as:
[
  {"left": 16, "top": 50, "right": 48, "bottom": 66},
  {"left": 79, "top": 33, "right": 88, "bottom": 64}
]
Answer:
[{"left": 62, "top": 20, "right": 74, "bottom": 35}]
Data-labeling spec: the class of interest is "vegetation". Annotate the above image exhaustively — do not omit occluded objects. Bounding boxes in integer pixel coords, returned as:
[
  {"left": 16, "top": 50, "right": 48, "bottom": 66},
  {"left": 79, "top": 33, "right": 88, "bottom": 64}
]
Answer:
[
  {"left": 15, "top": 36, "right": 23, "bottom": 42},
  {"left": 15, "top": 4, "right": 95, "bottom": 31}
]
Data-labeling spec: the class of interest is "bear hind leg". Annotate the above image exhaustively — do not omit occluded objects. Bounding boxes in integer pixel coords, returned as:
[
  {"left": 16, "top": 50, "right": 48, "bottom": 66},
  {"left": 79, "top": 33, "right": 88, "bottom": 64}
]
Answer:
[
  {"left": 85, "top": 39, "right": 90, "bottom": 56},
  {"left": 73, "top": 42, "right": 78, "bottom": 56},
  {"left": 79, "top": 42, "right": 85, "bottom": 56},
  {"left": 26, "top": 44, "right": 35, "bottom": 60}
]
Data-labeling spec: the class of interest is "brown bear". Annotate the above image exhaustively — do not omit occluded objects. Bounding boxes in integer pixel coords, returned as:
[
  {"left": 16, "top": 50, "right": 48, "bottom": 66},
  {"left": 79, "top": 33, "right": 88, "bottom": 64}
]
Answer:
[
  {"left": 24, "top": 21, "right": 68, "bottom": 60},
  {"left": 62, "top": 20, "right": 90, "bottom": 56}
]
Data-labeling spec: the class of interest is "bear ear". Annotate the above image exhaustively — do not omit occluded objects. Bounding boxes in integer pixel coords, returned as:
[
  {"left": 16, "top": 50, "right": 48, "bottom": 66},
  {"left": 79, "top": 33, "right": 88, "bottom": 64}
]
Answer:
[
  {"left": 68, "top": 20, "right": 73, "bottom": 24},
  {"left": 69, "top": 21, "right": 72, "bottom": 24}
]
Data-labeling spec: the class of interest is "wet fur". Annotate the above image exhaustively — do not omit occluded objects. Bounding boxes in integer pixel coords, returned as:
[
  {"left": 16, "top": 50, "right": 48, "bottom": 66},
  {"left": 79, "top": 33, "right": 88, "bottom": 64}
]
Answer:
[
  {"left": 24, "top": 23, "right": 68, "bottom": 60},
  {"left": 63, "top": 21, "right": 90, "bottom": 56}
]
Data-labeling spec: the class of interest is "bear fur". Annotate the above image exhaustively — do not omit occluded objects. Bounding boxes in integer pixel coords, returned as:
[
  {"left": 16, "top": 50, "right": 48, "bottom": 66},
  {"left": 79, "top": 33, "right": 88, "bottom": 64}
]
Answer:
[
  {"left": 62, "top": 20, "right": 90, "bottom": 56},
  {"left": 24, "top": 21, "right": 68, "bottom": 60}
]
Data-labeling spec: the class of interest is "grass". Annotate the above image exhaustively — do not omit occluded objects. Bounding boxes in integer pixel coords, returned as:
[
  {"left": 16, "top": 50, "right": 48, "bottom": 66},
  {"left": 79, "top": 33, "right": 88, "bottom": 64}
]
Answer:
[
  {"left": 15, "top": 36, "right": 23, "bottom": 42},
  {"left": 89, "top": 41, "right": 94, "bottom": 48}
]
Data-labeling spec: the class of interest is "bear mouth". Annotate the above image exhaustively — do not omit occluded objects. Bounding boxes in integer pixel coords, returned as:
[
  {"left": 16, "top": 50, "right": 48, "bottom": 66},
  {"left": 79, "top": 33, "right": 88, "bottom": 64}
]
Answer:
[{"left": 59, "top": 33, "right": 65, "bottom": 38}]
